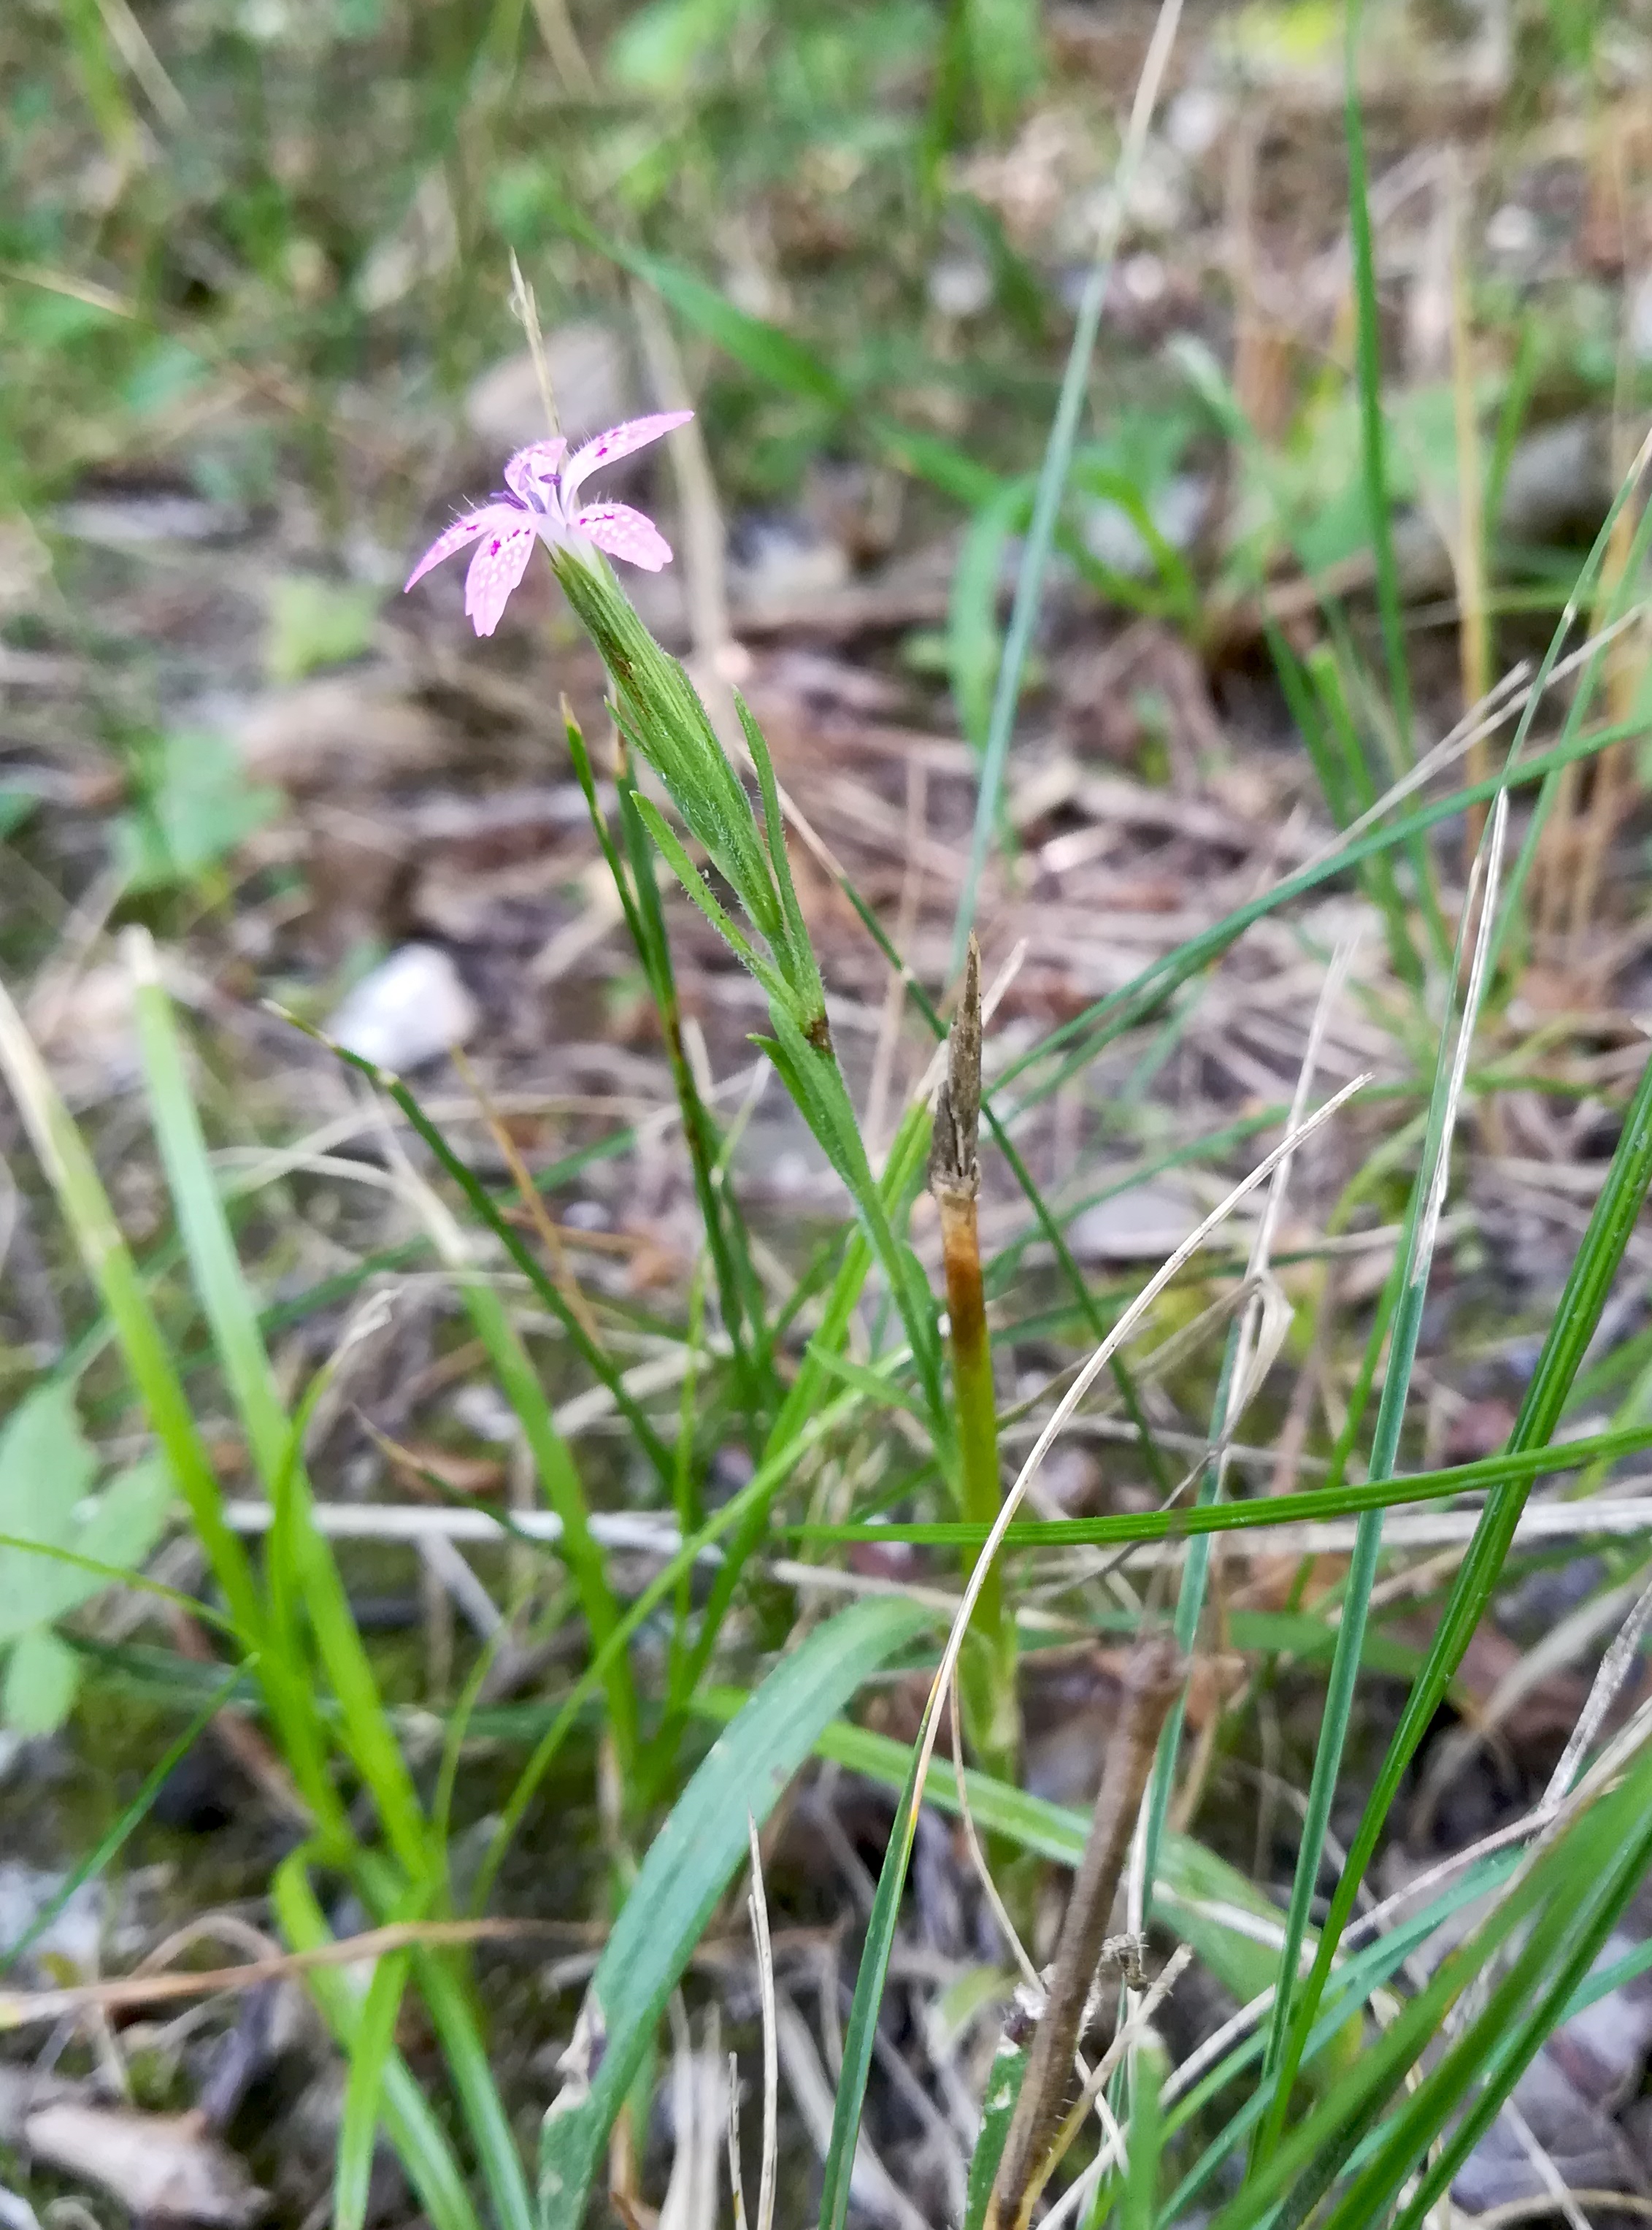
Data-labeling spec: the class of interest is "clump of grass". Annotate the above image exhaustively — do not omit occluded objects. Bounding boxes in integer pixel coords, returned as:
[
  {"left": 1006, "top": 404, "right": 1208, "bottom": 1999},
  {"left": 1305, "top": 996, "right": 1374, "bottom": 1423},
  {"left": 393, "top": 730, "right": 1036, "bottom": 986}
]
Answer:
[{"left": 11, "top": 3, "right": 1652, "bottom": 2229}]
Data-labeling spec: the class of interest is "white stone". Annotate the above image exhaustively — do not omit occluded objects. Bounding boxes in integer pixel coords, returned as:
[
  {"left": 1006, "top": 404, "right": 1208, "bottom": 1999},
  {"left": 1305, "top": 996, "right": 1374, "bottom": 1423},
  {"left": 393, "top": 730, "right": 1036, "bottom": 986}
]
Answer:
[
  {"left": 1166, "top": 86, "right": 1226, "bottom": 159},
  {"left": 326, "top": 943, "right": 477, "bottom": 1071},
  {"left": 927, "top": 253, "right": 993, "bottom": 320},
  {"left": 1486, "top": 202, "right": 1540, "bottom": 261}
]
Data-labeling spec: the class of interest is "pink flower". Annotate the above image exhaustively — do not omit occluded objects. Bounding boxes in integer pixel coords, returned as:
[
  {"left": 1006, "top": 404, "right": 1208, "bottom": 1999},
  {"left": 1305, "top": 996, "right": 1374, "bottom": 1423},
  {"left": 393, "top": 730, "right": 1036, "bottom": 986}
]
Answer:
[{"left": 404, "top": 410, "right": 692, "bottom": 637}]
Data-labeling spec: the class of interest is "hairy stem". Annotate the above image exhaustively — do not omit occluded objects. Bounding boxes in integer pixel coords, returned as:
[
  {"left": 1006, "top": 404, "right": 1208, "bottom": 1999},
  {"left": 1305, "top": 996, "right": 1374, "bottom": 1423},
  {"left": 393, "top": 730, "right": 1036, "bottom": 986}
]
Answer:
[{"left": 986, "top": 1633, "right": 1186, "bottom": 2230}]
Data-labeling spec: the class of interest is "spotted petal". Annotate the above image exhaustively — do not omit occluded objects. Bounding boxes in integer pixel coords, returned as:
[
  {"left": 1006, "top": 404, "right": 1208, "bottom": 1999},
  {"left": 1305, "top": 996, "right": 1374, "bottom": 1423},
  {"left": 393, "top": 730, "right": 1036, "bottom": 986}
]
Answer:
[
  {"left": 574, "top": 502, "right": 673, "bottom": 572},
  {"left": 404, "top": 504, "right": 524, "bottom": 593},
  {"left": 561, "top": 410, "right": 693, "bottom": 508},
  {"left": 504, "top": 437, "right": 568, "bottom": 503},
  {"left": 463, "top": 521, "right": 537, "bottom": 636}
]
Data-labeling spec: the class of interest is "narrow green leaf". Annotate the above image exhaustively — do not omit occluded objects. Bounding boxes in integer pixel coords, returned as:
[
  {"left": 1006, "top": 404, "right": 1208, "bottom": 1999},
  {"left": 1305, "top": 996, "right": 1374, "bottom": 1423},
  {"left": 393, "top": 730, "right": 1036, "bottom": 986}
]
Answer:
[
  {"left": 338, "top": 1853, "right": 536, "bottom": 2230},
  {"left": 1345, "top": 0, "right": 1412, "bottom": 767},
  {"left": 949, "top": 479, "right": 1027, "bottom": 749},
  {"left": 963, "top": 2018, "right": 1032, "bottom": 2230},
  {"left": 587, "top": 718, "right": 772, "bottom": 1427},
  {"left": 445, "top": 1279, "right": 637, "bottom": 1771},
  {"left": 631, "top": 794, "right": 796, "bottom": 1008},
  {"left": 1254, "top": 802, "right": 1505, "bottom": 2164},
  {"left": 1261, "top": 1032, "right": 1652, "bottom": 2147},
  {"left": 272, "top": 1857, "right": 483, "bottom": 2230},
  {"left": 0, "top": 989, "right": 251, "bottom": 1614},
  {"left": 791, "top": 1411, "right": 1652, "bottom": 1547},
  {"left": 335, "top": 1946, "right": 414, "bottom": 2230},
  {"left": 130, "top": 937, "right": 429, "bottom": 1877},
  {"left": 537, "top": 1597, "right": 936, "bottom": 2229},
  {"left": 1120, "top": 2030, "right": 1168, "bottom": 2230}
]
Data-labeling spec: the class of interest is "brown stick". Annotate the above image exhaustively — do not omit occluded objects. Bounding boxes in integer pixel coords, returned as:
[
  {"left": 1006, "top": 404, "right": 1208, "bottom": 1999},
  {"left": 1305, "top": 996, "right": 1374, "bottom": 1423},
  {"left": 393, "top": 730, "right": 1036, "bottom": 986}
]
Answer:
[
  {"left": 986, "top": 1633, "right": 1187, "bottom": 2230},
  {"left": 0, "top": 1915, "right": 594, "bottom": 2031}
]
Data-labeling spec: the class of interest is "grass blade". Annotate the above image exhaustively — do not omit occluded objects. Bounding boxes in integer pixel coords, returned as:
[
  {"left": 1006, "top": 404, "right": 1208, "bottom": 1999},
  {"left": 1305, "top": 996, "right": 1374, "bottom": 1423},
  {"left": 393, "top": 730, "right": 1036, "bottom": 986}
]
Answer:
[
  {"left": 818, "top": 1081, "right": 1364, "bottom": 2230},
  {"left": 1252, "top": 797, "right": 1507, "bottom": 2164},
  {"left": 537, "top": 1595, "right": 937, "bottom": 2228},
  {"left": 1259, "top": 1025, "right": 1652, "bottom": 2143},
  {"left": 1344, "top": 0, "right": 1412, "bottom": 769},
  {"left": 128, "top": 932, "right": 429, "bottom": 1878},
  {"left": 1, "top": 1666, "right": 239, "bottom": 1974},
  {"left": 999, "top": 708, "right": 1648, "bottom": 1111},
  {"left": 272, "top": 1856, "right": 483, "bottom": 2230},
  {"left": 277, "top": 1011, "right": 677, "bottom": 1485},
  {"left": 335, "top": 1944, "right": 414, "bottom": 2230},
  {"left": 0, "top": 976, "right": 261, "bottom": 1638}
]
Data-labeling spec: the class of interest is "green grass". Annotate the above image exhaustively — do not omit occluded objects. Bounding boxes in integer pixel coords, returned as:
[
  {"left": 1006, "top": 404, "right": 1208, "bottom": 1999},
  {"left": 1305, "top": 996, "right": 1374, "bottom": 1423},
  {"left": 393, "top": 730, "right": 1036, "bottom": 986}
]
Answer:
[{"left": 7, "top": 2, "right": 1652, "bottom": 2228}]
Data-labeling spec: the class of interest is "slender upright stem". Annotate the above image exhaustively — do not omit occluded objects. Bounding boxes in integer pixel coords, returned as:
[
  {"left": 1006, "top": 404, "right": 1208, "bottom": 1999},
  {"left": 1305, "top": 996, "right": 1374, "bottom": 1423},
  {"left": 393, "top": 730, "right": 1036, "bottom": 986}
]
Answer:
[
  {"left": 930, "top": 935, "right": 1018, "bottom": 1779},
  {"left": 986, "top": 1634, "right": 1186, "bottom": 2230}
]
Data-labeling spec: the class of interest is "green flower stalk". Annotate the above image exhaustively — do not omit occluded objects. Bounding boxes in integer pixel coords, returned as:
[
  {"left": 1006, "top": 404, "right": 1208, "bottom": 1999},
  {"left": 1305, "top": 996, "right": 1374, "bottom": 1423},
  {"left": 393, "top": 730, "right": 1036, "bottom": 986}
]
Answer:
[{"left": 548, "top": 540, "right": 948, "bottom": 1437}]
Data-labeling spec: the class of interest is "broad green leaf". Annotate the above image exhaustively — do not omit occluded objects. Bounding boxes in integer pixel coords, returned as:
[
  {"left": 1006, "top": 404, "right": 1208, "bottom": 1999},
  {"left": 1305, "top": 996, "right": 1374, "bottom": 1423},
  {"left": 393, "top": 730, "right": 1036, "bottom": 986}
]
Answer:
[
  {"left": 538, "top": 1596, "right": 937, "bottom": 2229},
  {"left": 607, "top": 0, "right": 762, "bottom": 88},
  {"left": 688, "top": 1693, "right": 1356, "bottom": 2085},
  {"left": 74, "top": 1455, "right": 172, "bottom": 1579},
  {"left": 266, "top": 574, "right": 381, "bottom": 684},
  {"left": 0, "top": 1394, "right": 168, "bottom": 1654},
  {"left": 114, "top": 730, "right": 280, "bottom": 895},
  {"left": 0, "top": 1383, "right": 93, "bottom": 1635},
  {"left": 3, "top": 1628, "right": 79, "bottom": 1735}
]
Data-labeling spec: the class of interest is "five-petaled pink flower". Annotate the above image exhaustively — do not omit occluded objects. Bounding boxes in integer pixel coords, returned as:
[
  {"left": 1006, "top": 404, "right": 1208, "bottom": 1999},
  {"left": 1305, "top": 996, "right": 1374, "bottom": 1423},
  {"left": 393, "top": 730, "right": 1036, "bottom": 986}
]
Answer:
[{"left": 404, "top": 410, "right": 692, "bottom": 637}]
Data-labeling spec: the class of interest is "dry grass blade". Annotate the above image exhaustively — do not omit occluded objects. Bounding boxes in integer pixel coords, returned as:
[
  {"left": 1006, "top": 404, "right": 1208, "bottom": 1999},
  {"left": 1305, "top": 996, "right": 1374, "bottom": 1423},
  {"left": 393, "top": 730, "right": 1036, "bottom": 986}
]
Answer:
[
  {"left": 947, "top": 1677, "right": 1041, "bottom": 1993},
  {"left": 1297, "top": 613, "right": 1645, "bottom": 882},
  {"left": 1411, "top": 1563, "right": 1652, "bottom": 1838},
  {"left": 774, "top": 1994, "right": 926, "bottom": 2230},
  {"left": 746, "top": 1815, "right": 778, "bottom": 2230},
  {"left": 0, "top": 1917, "right": 585, "bottom": 2031},
  {"left": 659, "top": 2006, "right": 726, "bottom": 2230},
  {"left": 726, "top": 2054, "right": 749, "bottom": 2230},
  {"left": 1464, "top": 2196, "right": 1652, "bottom": 2229},
  {"left": 1200, "top": 935, "right": 1358, "bottom": 1512},
  {"left": 1542, "top": 1566, "right": 1652, "bottom": 1806}
]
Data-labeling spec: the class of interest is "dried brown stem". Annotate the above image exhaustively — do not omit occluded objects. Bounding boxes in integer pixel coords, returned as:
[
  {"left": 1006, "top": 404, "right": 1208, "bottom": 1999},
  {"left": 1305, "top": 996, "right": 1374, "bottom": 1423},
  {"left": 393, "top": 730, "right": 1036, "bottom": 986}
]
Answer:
[
  {"left": 986, "top": 1633, "right": 1187, "bottom": 2230},
  {"left": 929, "top": 937, "right": 1016, "bottom": 1775}
]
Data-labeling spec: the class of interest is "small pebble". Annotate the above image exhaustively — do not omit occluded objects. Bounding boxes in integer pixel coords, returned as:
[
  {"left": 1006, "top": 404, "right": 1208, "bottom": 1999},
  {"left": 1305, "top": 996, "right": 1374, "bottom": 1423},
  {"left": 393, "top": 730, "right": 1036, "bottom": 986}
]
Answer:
[
  {"left": 1486, "top": 202, "right": 1541, "bottom": 261},
  {"left": 927, "top": 253, "right": 993, "bottom": 320},
  {"left": 326, "top": 943, "right": 478, "bottom": 1071}
]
